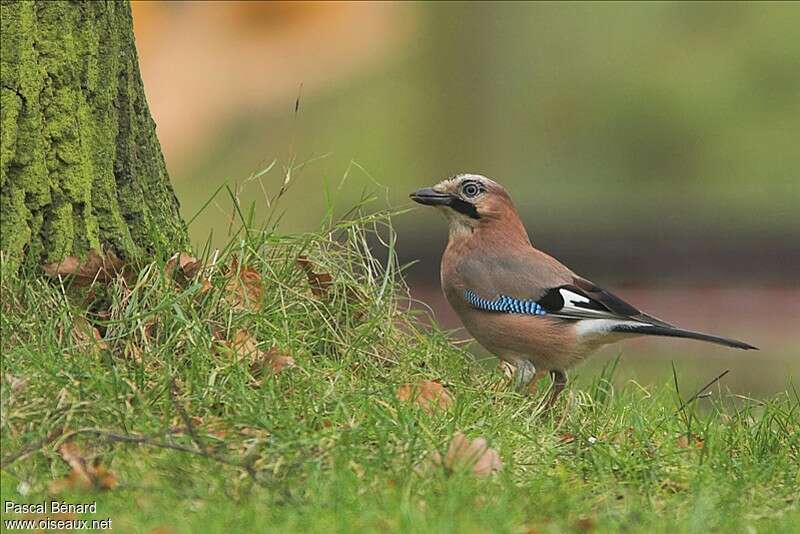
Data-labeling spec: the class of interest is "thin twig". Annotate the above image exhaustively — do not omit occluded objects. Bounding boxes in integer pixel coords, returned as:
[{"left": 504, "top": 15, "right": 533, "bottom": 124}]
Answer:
[
  {"left": 647, "top": 369, "right": 731, "bottom": 440},
  {"left": 0, "top": 427, "right": 63, "bottom": 468},
  {"left": 70, "top": 428, "right": 260, "bottom": 483},
  {"left": 2, "top": 427, "right": 260, "bottom": 484},
  {"left": 77, "top": 429, "right": 236, "bottom": 466},
  {"left": 674, "top": 369, "right": 730, "bottom": 416}
]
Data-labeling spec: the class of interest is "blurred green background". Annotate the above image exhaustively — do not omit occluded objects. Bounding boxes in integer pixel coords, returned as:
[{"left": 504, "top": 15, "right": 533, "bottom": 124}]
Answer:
[{"left": 132, "top": 1, "right": 799, "bottom": 393}]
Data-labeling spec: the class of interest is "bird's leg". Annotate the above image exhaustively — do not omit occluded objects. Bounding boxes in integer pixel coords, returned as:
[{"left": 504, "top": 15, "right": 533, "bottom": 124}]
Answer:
[
  {"left": 500, "top": 360, "right": 548, "bottom": 395},
  {"left": 546, "top": 369, "right": 568, "bottom": 408},
  {"left": 511, "top": 360, "right": 539, "bottom": 393}
]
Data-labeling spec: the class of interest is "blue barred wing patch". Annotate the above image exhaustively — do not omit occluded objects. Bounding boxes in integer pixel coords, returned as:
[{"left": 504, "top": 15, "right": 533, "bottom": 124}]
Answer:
[{"left": 464, "top": 289, "right": 546, "bottom": 316}]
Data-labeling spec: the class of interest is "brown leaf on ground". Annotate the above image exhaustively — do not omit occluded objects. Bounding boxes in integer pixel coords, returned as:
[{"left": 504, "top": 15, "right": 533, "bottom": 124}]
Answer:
[
  {"left": 43, "top": 249, "right": 127, "bottom": 286},
  {"left": 164, "top": 254, "right": 179, "bottom": 278},
  {"left": 143, "top": 320, "right": 157, "bottom": 342},
  {"left": 397, "top": 380, "right": 453, "bottom": 414},
  {"left": 180, "top": 253, "right": 203, "bottom": 278},
  {"left": 124, "top": 342, "right": 144, "bottom": 364},
  {"left": 297, "top": 256, "right": 333, "bottom": 298},
  {"left": 3, "top": 373, "right": 27, "bottom": 393},
  {"left": 676, "top": 434, "right": 704, "bottom": 449},
  {"left": 90, "top": 462, "right": 118, "bottom": 491},
  {"left": 574, "top": 517, "right": 597, "bottom": 532},
  {"left": 558, "top": 433, "right": 576, "bottom": 444},
  {"left": 223, "top": 330, "right": 295, "bottom": 379},
  {"left": 251, "top": 347, "right": 296, "bottom": 376},
  {"left": 198, "top": 277, "right": 213, "bottom": 294},
  {"left": 166, "top": 252, "right": 204, "bottom": 278},
  {"left": 426, "top": 432, "right": 502, "bottom": 477},
  {"left": 53, "top": 442, "right": 92, "bottom": 489},
  {"left": 166, "top": 253, "right": 211, "bottom": 295},
  {"left": 296, "top": 256, "right": 367, "bottom": 320},
  {"left": 49, "top": 442, "right": 117, "bottom": 492},
  {"left": 224, "top": 259, "right": 264, "bottom": 310},
  {"left": 71, "top": 317, "right": 108, "bottom": 355},
  {"left": 226, "top": 329, "right": 259, "bottom": 358}
]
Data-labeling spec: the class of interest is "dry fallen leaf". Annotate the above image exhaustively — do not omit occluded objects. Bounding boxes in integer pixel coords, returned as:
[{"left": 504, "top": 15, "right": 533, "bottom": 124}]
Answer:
[
  {"left": 397, "top": 380, "right": 453, "bottom": 414},
  {"left": 165, "top": 254, "right": 180, "bottom": 278},
  {"left": 198, "top": 277, "right": 213, "bottom": 294},
  {"left": 676, "top": 434, "right": 704, "bottom": 449},
  {"left": 71, "top": 316, "right": 108, "bottom": 355},
  {"left": 251, "top": 347, "right": 296, "bottom": 376},
  {"left": 574, "top": 516, "right": 597, "bottom": 532},
  {"left": 166, "top": 253, "right": 212, "bottom": 295},
  {"left": 224, "top": 258, "right": 263, "bottom": 310},
  {"left": 223, "top": 330, "right": 295, "bottom": 379},
  {"left": 426, "top": 432, "right": 502, "bottom": 477},
  {"left": 3, "top": 373, "right": 27, "bottom": 393},
  {"left": 296, "top": 256, "right": 368, "bottom": 322},
  {"left": 166, "top": 252, "right": 192, "bottom": 275},
  {"left": 43, "top": 249, "right": 127, "bottom": 286},
  {"left": 49, "top": 441, "right": 117, "bottom": 492},
  {"left": 143, "top": 320, "right": 157, "bottom": 342},
  {"left": 53, "top": 441, "right": 92, "bottom": 489},
  {"left": 179, "top": 253, "right": 203, "bottom": 279},
  {"left": 124, "top": 342, "right": 144, "bottom": 365},
  {"left": 297, "top": 256, "right": 333, "bottom": 298},
  {"left": 558, "top": 433, "right": 576, "bottom": 444},
  {"left": 89, "top": 463, "right": 118, "bottom": 491},
  {"left": 226, "top": 329, "right": 259, "bottom": 358}
]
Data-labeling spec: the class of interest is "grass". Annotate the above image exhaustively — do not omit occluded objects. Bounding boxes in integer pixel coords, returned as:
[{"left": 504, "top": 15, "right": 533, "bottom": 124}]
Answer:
[{"left": 1, "top": 182, "right": 798, "bottom": 533}]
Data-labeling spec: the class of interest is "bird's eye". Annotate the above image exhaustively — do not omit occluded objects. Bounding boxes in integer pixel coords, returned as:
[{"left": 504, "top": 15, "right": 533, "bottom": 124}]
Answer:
[{"left": 461, "top": 182, "right": 481, "bottom": 198}]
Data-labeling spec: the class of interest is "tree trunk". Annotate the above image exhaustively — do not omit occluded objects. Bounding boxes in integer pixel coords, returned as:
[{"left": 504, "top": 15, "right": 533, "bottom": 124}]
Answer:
[{"left": 1, "top": 0, "right": 188, "bottom": 274}]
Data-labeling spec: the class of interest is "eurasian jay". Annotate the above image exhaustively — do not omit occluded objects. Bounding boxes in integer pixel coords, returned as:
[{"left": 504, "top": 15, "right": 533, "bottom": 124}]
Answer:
[{"left": 411, "top": 174, "right": 757, "bottom": 407}]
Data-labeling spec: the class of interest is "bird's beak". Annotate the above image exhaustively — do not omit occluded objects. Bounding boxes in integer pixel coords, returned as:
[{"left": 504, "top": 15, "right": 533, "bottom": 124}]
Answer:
[{"left": 410, "top": 188, "right": 452, "bottom": 207}]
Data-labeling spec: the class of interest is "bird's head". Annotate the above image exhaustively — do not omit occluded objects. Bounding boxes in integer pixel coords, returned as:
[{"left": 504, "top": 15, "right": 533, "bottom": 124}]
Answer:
[{"left": 410, "top": 174, "right": 526, "bottom": 239}]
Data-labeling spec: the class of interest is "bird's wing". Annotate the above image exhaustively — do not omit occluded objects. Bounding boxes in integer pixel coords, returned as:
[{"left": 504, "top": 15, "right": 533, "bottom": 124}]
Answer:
[
  {"left": 455, "top": 248, "right": 575, "bottom": 301},
  {"left": 535, "top": 277, "right": 673, "bottom": 326},
  {"left": 455, "top": 250, "right": 756, "bottom": 350},
  {"left": 456, "top": 250, "right": 670, "bottom": 326},
  {"left": 463, "top": 277, "right": 670, "bottom": 325}
]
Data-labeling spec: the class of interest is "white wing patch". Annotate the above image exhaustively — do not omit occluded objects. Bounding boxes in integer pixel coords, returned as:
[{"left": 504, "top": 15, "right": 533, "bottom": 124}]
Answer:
[{"left": 555, "top": 288, "right": 618, "bottom": 318}]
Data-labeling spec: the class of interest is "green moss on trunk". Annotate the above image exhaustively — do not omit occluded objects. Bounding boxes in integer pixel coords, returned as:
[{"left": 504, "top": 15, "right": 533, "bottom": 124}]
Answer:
[{"left": 1, "top": 0, "right": 188, "bottom": 274}]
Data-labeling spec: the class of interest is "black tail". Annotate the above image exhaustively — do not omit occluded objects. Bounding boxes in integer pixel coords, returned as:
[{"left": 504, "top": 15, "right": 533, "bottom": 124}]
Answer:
[{"left": 611, "top": 324, "right": 758, "bottom": 350}]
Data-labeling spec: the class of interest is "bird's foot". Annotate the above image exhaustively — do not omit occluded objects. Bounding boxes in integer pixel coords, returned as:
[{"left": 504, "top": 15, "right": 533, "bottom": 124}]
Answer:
[
  {"left": 505, "top": 360, "right": 548, "bottom": 395},
  {"left": 512, "top": 360, "right": 536, "bottom": 392}
]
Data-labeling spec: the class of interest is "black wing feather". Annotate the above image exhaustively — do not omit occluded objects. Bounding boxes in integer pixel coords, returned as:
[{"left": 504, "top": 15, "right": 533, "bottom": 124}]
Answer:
[
  {"left": 536, "top": 277, "right": 674, "bottom": 327},
  {"left": 516, "top": 277, "right": 756, "bottom": 350}
]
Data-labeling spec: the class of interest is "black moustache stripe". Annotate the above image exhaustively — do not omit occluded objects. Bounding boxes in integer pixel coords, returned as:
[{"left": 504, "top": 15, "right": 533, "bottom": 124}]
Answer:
[{"left": 449, "top": 197, "right": 480, "bottom": 219}]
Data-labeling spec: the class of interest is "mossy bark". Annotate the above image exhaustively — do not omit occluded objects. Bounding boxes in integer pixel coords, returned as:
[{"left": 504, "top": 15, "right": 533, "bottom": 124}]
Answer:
[{"left": 1, "top": 0, "right": 188, "bottom": 274}]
